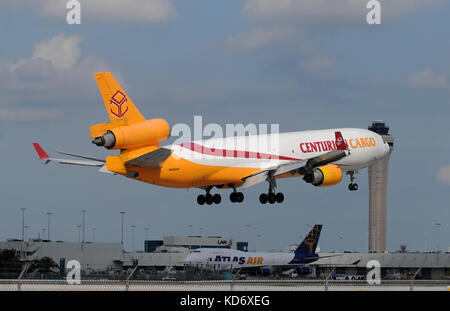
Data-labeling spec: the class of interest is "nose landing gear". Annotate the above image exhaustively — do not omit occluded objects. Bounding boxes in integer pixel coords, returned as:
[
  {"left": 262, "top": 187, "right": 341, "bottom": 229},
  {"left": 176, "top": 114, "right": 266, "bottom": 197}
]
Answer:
[{"left": 347, "top": 171, "right": 358, "bottom": 191}]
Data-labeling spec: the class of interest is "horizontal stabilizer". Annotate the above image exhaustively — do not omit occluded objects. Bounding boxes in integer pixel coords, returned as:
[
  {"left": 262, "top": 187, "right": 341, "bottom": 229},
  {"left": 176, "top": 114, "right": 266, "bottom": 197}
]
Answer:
[
  {"left": 57, "top": 151, "right": 106, "bottom": 163},
  {"left": 33, "top": 143, "right": 105, "bottom": 168}
]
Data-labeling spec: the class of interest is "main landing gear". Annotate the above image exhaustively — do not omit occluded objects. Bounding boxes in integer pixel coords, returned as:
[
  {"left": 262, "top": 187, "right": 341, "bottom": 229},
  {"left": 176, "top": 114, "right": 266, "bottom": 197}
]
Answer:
[
  {"left": 348, "top": 171, "right": 358, "bottom": 191},
  {"left": 229, "top": 191, "right": 244, "bottom": 203},
  {"left": 197, "top": 186, "right": 245, "bottom": 205},
  {"left": 259, "top": 172, "right": 284, "bottom": 205},
  {"left": 197, "top": 193, "right": 221, "bottom": 205},
  {"left": 197, "top": 187, "right": 221, "bottom": 205},
  {"left": 259, "top": 192, "right": 284, "bottom": 204}
]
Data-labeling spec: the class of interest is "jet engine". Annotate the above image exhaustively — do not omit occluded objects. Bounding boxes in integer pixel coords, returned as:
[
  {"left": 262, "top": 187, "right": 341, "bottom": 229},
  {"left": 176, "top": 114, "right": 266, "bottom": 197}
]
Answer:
[
  {"left": 92, "top": 118, "right": 170, "bottom": 150},
  {"left": 302, "top": 164, "right": 342, "bottom": 187},
  {"left": 258, "top": 267, "right": 274, "bottom": 277}
]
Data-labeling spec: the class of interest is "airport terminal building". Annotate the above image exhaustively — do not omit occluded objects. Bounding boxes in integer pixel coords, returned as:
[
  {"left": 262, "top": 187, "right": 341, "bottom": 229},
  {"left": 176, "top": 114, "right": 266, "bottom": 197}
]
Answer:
[
  {"left": 0, "top": 236, "right": 248, "bottom": 275},
  {"left": 313, "top": 252, "right": 450, "bottom": 280},
  {"left": 1, "top": 238, "right": 449, "bottom": 280}
]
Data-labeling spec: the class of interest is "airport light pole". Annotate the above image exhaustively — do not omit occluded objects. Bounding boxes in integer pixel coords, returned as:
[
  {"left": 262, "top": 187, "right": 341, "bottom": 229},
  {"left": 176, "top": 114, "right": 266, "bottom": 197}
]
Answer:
[
  {"left": 338, "top": 236, "right": 343, "bottom": 252},
  {"left": 256, "top": 233, "right": 261, "bottom": 252},
  {"left": 92, "top": 227, "right": 96, "bottom": 243},
  {"left": 81, "top": 210, "right": 86, "bottom": 251},
  {"left": 42, "top": 228, "right": 46, "bottom": 241},
  {"left": 77, "top": 225, "right": 81, "bottom": 243},
  {"left": 24, "top": 226, "right": 29, "bottom": 242},
  {"left": 120, "top": 211, "right": 126, "bottom": 247},
  {"left": 245, "top": 224, "right": 252, "bottom": 251},
  {"left": 21, "top": 208, "right": 26, "bottom": 241},
  {"left": 424, "top": 232, "right": 428, "bottom": 253},
  {"left": 20, "top": 208, "right": 26, "bottom": 260},
  {"left": 131, "top": 225, "right": 136, "bottom": 257},
  {"left": 82, "top": 210, "right": 86, "bottom": 243},
  {"left": 46, "top": 212, "right": 52, "bottom": 241},
  {"left": 255, "top": 226, "right": 260, "bottom": 251},
  {"left": 435, "top": 223, "right": 441, "bottom": 253}
]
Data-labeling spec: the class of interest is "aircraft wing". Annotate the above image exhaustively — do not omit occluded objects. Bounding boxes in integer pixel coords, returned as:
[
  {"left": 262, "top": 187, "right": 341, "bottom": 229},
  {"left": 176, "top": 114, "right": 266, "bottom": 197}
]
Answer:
[
  {"left": 241, "top": 160, "right": 306, "bottom": 190},
  {"left": 33, "top": 143, "right": 108, "bottom": 171},
  {"left": 125, "top": 147, "right": 172, "bottom": 168},
  {"left": 241, "top": 131, "right": 350, "bottom": 190}
]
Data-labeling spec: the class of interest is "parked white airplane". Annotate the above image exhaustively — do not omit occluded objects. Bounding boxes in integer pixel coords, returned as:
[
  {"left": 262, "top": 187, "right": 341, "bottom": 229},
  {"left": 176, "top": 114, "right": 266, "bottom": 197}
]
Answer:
[
  {"left": 33, "top": 73, "right": 391, "bottom": 205},
  {"left": 183, "top": 225, "right": 333, "bottom": 276}
]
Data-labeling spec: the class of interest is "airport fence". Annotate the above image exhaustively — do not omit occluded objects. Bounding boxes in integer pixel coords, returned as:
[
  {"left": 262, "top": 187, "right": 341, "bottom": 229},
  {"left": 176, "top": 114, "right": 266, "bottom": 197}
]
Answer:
[{"left": 0, "top": 278, "right": 449, "bottom": 291}]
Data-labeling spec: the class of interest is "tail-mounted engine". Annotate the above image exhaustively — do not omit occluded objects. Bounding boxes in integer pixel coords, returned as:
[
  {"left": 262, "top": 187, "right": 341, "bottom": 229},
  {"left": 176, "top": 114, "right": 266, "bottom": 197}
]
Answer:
[{"left": 92, "top": 118, "right": 170, "bottom": 150}]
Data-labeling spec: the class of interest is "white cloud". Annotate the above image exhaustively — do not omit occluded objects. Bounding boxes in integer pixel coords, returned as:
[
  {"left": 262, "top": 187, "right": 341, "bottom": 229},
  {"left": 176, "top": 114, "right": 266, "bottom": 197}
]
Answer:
[
  {"left": 0, "top": 34, "right": 122, "bottom": 121},
  {"left": 33, "top": 34, "right": 81, "bottom": 70},
  {"left": 227, "top": 27, "right": 295, "bottom": 50},
  {"left": 243, "top": 0, "right": 439, "bottom": 24},
  {"left": 406, "top": 70, "right": 448, "bottom": 89},
  {"left": 436, "top": 165, "right": 450, "bottom": 186},
  {"left": 27, "top": 0, "right": 175, "bottom": 23},
  {"left": 11, "top": 34, "right": 81, "bottom": 71}
]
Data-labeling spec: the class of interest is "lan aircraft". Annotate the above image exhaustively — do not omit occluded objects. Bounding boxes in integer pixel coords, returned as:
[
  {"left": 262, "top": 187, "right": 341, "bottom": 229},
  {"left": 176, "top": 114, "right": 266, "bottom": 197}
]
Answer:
[
  {"left": 33, "top": 72, "right": 390, "bottom": 205},
  {"left": 184, "top": 224, "right": 326, "bottom": 276}
]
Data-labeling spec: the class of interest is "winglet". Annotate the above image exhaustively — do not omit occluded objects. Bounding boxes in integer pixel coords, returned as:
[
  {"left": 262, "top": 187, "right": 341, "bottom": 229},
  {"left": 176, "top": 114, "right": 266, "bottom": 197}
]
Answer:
[
  {"left": 32, "top": 143, "right": 50, "bottom": 160},
  {"left": 335, "top": 131, "right": 347, "bottom": 151}
]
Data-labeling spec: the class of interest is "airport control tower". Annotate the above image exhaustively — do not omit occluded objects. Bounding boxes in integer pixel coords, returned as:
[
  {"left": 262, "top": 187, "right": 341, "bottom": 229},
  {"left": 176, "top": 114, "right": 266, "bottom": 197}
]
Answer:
[{"left": 368, "top": 121, "right": 394, "bottom": 253}]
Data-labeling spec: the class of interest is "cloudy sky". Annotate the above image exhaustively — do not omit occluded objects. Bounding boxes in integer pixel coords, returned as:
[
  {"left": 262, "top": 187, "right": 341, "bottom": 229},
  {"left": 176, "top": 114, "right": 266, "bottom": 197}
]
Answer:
[{"left": 0, "top": 0, "right": 449, "bottom": 253}]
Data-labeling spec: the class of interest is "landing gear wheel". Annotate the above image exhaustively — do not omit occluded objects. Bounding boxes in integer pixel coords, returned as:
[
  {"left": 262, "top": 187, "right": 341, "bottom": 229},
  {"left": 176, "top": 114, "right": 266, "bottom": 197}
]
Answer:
[
  {"left": 259, "top": 193, "right": 268, "bottom": 204},
  {"left": 230, "top": 192, "right": 244, "bottom": 203},
  {"left": 230, "top": 192, "right": 236, "bottom": 203},
  {"left": 205, "top": 194, "right": 213, "bottom": 205},
  {"left": 348, "top": 183, "right": 359, "bottom": 191},
  {"left": 213, "top": 194, "right": 221, "bottom": 204},
  {"left": 275, "top": 192, "right": 284, "bottom": 203},
  {"left": 236, "top": 192, "right": 244, "bottom": 203},
  {"left": 268, "top": 192, "right": 276, "bottom": 204},
  {"left": 197, "top": 195, "right": 205, "bottom": 205}
]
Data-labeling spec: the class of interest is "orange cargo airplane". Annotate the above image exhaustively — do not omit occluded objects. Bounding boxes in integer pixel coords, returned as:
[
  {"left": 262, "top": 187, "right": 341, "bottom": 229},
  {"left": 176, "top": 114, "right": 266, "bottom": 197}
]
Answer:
[{"left": 34, "top": 73, "right": 390, "bottom": 205}]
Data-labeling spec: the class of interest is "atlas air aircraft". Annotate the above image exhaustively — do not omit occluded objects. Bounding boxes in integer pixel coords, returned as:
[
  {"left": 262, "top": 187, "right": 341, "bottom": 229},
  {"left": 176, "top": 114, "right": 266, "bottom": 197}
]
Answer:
[
  {"left": 33, "top": 72, "right": 390, "bottom": 205},
  {"left": 183, "top": 224, "right": 328, "bottom": 276}
]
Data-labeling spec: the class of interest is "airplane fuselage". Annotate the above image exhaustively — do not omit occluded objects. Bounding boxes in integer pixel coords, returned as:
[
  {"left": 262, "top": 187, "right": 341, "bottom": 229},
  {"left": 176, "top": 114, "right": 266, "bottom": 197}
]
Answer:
[
  {"left": 184, "top": 248, "right": 317, "bottom": 269},
  {"left": 35, "top": 73, "right": 391, "bottom": 204},
  {"left": 125, "top": 128, "right": 390, "bottom": 188}
]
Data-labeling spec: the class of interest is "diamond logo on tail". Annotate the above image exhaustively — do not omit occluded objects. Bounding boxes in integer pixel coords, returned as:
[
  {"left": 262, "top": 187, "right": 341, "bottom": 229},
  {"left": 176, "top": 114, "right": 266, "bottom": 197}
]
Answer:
[{"left": 110, "top": 90, "right": 128, "bottom": 119}]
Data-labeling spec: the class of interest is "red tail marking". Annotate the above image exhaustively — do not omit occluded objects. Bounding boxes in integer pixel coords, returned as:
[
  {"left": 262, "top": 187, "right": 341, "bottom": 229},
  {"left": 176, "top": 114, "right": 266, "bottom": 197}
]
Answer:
[
  {"left": 335, "top": 132, "right": 347, "bottom": 150},
  {"left": 32, "top": 143, "right": 49, "bottom": 159}
]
